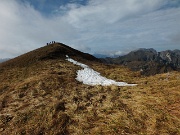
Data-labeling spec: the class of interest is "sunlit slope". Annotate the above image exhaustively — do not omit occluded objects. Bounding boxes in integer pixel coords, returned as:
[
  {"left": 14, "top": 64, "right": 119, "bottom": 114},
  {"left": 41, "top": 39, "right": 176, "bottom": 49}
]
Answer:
[{"left": 0, "top": 43, "right": 179, "bottom": 134}]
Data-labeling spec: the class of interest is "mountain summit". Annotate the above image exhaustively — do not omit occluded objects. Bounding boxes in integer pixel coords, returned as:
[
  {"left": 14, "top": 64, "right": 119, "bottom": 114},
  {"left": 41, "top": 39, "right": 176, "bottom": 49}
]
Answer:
[{"left": 0, "top": 42, "right": 98, "bottom": 68}]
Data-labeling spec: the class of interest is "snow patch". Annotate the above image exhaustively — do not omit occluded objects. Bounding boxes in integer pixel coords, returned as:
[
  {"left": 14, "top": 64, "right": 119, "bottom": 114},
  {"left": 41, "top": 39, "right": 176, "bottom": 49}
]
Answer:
[{"left": 66, "top": 56, "right": 137, "bottom": 86}]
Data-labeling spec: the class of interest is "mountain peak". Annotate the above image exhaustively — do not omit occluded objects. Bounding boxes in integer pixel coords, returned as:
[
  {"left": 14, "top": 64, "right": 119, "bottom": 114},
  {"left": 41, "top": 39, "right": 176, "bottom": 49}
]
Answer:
[
  {"left": 101, "top": 48, "right": 180, "bottom": 76},
  {"left": 137, "top": 48, "right": 157, "bottom": 54},
  {"left": 0, "top": 42, "right": 98, "bottom": 68}
]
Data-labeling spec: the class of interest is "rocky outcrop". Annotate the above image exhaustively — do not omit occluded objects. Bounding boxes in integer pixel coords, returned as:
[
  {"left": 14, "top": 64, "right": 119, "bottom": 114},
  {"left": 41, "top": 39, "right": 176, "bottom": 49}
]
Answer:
[
  {"left": 158, "top": 50, "right": 180, "bottom": 68},
  {"left": 101, "top": 49, "right": 180, "bottom": 76}
]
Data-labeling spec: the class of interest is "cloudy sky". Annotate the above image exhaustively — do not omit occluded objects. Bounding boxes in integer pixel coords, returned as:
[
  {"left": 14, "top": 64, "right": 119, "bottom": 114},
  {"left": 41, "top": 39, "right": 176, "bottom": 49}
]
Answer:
[{"left": 0, "top": 0, "right": 180, "bottom": 58}]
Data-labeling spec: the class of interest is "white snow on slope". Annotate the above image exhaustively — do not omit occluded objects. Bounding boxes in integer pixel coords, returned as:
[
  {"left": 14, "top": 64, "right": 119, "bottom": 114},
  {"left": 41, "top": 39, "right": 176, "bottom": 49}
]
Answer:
[{"left": 66, "top": 55, "right": 137, "bottom": 86}]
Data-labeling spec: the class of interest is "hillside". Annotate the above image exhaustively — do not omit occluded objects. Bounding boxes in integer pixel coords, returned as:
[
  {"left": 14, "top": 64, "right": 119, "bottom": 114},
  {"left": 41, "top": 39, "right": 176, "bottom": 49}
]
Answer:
[
  {"left": 0, "top": 43, "right": 179, "bottom": 134},
  {"left": 102, "top": 49, "right": 180, "bottom": 76},
  {"left": 0, "top": 43, "right": 98, "bottom": 68}
]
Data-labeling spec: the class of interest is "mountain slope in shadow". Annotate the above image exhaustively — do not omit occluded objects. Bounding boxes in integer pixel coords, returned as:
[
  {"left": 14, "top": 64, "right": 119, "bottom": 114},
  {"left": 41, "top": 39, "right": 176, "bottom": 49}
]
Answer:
[{"left": 0, "top": 42, "right": 99, "bottom": 68}]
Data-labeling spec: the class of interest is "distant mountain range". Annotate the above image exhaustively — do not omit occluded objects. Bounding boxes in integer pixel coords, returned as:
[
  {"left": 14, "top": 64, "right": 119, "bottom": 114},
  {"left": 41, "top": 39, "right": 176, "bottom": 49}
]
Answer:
[
  {"left": 93, "top": 53, "right": 122, "bottom": 58},
  {"left": 0, "top": 58, "right": 10, "bottom": 63},
  {"left": 101, "top": 48, "right": 180, "bottom": 76}
]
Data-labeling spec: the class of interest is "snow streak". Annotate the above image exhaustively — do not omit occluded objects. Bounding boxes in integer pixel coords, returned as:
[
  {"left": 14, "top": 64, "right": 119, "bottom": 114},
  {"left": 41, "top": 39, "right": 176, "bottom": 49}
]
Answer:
[{"left": 66, "top": 55, "right": 137, "bottom": 86}]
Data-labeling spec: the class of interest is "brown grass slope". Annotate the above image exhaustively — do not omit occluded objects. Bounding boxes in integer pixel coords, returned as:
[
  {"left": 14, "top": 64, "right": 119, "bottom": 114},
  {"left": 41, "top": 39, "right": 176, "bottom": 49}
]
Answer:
[
  {"left": 0, "top": 42, "right": 98, "bottom": 68},
  {"left": 0, "top": 43, "right": 179, "bottom": 135}
]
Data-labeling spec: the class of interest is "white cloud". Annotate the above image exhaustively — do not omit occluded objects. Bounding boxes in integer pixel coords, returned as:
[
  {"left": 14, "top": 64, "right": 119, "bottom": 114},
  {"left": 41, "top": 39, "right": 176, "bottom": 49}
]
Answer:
[
  {"left": 170, "top": 32, "right": 180, "bottom": 44},
  {"left": 58, "top": 0, "right": 180, "bottom": 52},
  {"left": 64, "top": 0, "right": 167, "bottom": 27},
  {"left": 0, "top": 0, "right": 76, "bottom": 57},
  {"left": 0, "top": 0, "right": 180, "bottom": 58}
]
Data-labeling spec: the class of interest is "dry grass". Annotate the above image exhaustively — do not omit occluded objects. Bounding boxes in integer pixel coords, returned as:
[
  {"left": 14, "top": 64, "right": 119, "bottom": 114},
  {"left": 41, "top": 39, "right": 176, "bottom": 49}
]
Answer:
[{"left": 0, "top": 44, "right": 179, "bottom": 134}]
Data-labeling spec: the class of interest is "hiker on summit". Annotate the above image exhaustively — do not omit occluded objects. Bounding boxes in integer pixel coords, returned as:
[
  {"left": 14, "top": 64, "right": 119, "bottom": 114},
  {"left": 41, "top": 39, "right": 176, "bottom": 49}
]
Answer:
[{"left": 47, "top": 41, "right": 55, "bottom": 45}]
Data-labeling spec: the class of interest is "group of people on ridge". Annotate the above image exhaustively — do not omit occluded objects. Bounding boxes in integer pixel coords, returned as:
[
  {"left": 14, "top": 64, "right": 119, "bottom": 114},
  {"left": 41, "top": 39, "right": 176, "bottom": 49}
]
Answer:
[{"left": 47, "top": 41, "right": 55, "bottom": 45}]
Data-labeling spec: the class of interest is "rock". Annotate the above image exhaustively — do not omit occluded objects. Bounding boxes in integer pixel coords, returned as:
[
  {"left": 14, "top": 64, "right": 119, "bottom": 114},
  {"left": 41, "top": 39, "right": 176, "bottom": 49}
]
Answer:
[{"left": 101, "top": 48, "right": 180, "bottom": 76}]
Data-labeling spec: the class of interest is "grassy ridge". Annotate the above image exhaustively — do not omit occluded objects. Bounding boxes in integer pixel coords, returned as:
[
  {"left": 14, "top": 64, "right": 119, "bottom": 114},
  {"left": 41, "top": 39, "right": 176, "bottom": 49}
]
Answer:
[{"left": 0, "top": 44, "right": 179, "bottom": 134}]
